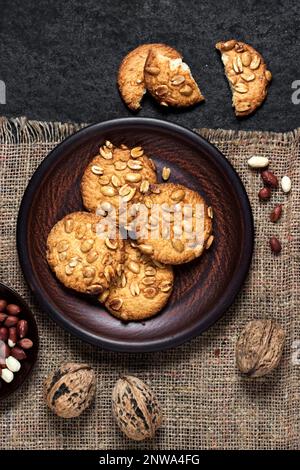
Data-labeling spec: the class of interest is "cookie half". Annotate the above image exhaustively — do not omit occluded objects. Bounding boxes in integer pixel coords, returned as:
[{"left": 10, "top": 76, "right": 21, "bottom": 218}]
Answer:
[
  {"left": 81, "top": 141, "right": 157, "bottom": 217},
  {"left": 100, "top": 241, "right": 174, "bottom": 321},
  {"left": 133, "top": 183, "right": 213, "bottom": 265},
  {"left": 216, "top": 39, "right": 272, "bottom": 117},
  {"left": 46, "top": 211, "right": 124, "bottom": 294},
  {"left": 117, "top": 43, "right": 181, "bottom": 110},
  {"left": 144, "top": 50, "right": 204, "bottom": 107}
]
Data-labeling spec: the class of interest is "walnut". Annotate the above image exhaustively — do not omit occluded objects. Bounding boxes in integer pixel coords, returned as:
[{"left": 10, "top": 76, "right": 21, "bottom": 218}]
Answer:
[
  {"left": 236, "top": 320, "right": 285, "bottom": 378},
  {"left": 112, "top": 375, "right": 162, "bottom": 441},
  {"left": 44, "top": 362, "right": 96, "bottom": 418}
]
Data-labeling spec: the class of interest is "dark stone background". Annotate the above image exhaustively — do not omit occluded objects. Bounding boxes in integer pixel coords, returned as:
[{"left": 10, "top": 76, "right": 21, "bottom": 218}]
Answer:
[{"left": 0, "top": 0, "right": 299, "bottom": 131}]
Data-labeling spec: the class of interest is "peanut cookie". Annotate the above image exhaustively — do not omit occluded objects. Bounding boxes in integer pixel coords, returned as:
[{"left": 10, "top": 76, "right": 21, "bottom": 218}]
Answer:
[
  {"left": 81, "top": 142, "right": 157, "bottom": 218},
  {"left": 118, "top": 43, "right": 181, "bottom": 110},
  {"left": 133, "top": 183, "right": 213, "bottom": 265},
  {"left": 46, "top": 212, "right": 124, "bottom": 295},
  {"left": 144, "top": 50, "right": 204, "bottom": 107},
  {"left": 216, "top": 39, "right": 272, "bottom": 117},
  {"left": 100, "top": 241, "right": 174, "bottom": 321}
]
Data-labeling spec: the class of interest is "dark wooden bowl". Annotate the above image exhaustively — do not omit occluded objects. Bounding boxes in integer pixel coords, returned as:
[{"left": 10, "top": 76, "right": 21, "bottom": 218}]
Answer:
[
  {"left": 17, "top": 118, "right": 253, "bottom": 352},
  {"left": 0, "top": 283, "right": 39, "bottom": 399}
]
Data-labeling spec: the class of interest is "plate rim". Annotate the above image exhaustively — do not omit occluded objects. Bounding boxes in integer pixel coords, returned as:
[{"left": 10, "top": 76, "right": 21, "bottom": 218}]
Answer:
[{"left": 17, "top": 117, "right": 254, "bottom": 352}]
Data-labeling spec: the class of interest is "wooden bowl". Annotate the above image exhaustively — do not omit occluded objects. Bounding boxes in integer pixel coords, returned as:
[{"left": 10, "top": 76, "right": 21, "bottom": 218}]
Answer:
[
  {"left": 17, "top": 118, "right": 253, "bottom": 352},
  {"left": 0, "top": 283, "right": 39, "bottom": 399}
]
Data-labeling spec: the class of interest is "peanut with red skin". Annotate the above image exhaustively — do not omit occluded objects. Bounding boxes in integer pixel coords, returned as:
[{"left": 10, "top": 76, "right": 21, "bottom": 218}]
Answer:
[
  {"left": 8, "top": 327, "right": 17, "bottom": 346},
  {"left": 0, "top": 355, "right": 6, "bottom": 368},
  {"left": 0, "top": 327, "right": 8, "bottom": 342},
  {"left": 18, "top": 338, "right": 33, "bottom": 349},
  {"left": 0, "top": 342, "right": 10, "bottom": 366},
  {"left": 17, "top": 319, "right": 28, "bottom": 339},
  {"left": 6, "top": 304, "right": 21, "bottom": 316},
  {"left": 261, "top": 170, "right": 278, "bottom": 188},
  {"left": 0, "top": 312, "right": 8, "bottom": 323},
  {"left": 258, "top": 187, "right": 271, "bottom": 201},
  {"left": 270, "top": 204, "right": 283, "bottom": 223},
  {"left": 4, "top": 316, "right": 18, "bottom": 327},
  {"left": 11, "top": 347, "right": 27, "bottom": 361},
  {"left": 269, "top": 237, "right": 282, "bottom": 254},
  {"left": 0, "top": 299, "right": 7, "bottom": 312}
]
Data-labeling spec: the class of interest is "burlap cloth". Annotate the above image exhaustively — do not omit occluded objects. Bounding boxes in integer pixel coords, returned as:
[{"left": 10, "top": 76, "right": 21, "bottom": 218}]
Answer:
[{"left": 0, "top": 116, "right": 299, "bottom": 450}]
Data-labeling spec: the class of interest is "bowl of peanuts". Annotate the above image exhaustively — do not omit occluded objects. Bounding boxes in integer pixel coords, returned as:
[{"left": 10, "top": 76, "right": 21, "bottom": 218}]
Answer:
[{"left": 0, "top": 282, "right": 39, "bottom": 399}]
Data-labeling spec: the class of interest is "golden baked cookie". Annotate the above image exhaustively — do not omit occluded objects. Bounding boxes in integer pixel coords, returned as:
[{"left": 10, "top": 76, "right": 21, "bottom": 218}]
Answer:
[
  {"left": 118, "top": 43, "right": 181, "bottom": 110},
  {"left": 133, "top": 183, "right": 213, "bottom": 265},
  {"left": 100, "top": 241, "right": 174, "bottom": 321},
  {"left": 81, "top": 141, "right": 157, "bottom": 217},
  {"left": 216, "top": 39, "right": 272, "bottom": 117},
  {"left": 46, "top": 211, "right": 124, "bottom": 295},
  {"left": 144, "top": 50, "right": 204, "bottom": 107}
]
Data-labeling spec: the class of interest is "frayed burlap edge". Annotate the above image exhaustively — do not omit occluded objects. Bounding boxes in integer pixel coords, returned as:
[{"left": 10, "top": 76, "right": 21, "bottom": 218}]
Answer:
[{"left": 0, "top": 115, "right": 299, "bottom": 145}]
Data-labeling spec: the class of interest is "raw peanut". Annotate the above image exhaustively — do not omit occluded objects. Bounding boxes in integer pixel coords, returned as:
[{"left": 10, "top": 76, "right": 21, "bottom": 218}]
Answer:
[
  {"left": 0, "top": 312, "right": 8, "bottom": 323},
  {"left": 261, "top": 170, "right": 278, "bottom": 188},
  {"left": 1, "top": 368, "right": 14, "bottom": 383},
  {"left": 6, "top": 356, "right": 21, "bottom": 372},
  {"left": 0, "top": 299, "right": 7, "bottom": 312},
  {"left": 269, "top": 237, "right": 282, "bottom": 254},
  {"left": 281, "top": 176, "right": 291, "bottom": 194},
  {"left": 18, "top": 338, "right": 33, "bottom": 349},
  {"left": 8, "top": 327, "right": 17, "bottom": 347},
  {"left": 4, "top": 316, "right": 18, "bottom": 327},
  {"left": 0, "top": 327, "right": 9, "bottom": 342},
  {"left": 247, "top": 156, "right": 269, "bottom": 169},
  {"left": 270, "top": 204, "right": 282, "bottom": 223},
  {"left": 258, "top": 187, "right": 271, "bottom": 201},
  {"left": 17, "top": 319, "right": 28, "bottom": 339},
  {"left": 6, "top": 304, "right": 21, "bottom": 316},
  {"left": 11, "top": 347, "right": 27, "bottom": 361}
]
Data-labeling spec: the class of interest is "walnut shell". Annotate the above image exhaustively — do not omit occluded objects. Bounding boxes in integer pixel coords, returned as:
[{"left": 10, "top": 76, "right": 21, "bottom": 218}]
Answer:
[
  {"left": 112, "top": 375, "right": 162, "bottom": 441},
  {"left": 44, "top": 362, "right": 96, "bottom": 418},
  {"left": 236, "top": 320, "right": 285, "bottom": 378}
]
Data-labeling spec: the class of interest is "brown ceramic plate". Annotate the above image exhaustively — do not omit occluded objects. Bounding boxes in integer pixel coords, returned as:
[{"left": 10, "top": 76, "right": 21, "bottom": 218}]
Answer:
[
  {"left": 17, "top": 118, "right": 253, "bottom": 352},
  {"left": 0, "top": 282, "right": 39, "bottom": 399}
]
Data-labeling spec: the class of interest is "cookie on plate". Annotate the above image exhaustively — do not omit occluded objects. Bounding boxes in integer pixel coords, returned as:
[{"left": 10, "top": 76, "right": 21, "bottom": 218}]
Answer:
[
  {"left": 46, "top": 211, "right": 124, "bottom": 295},
  {"left": 118, "top": 43, "right": 181, "bottom": 110},
  {"left": 144, "top": 50, "right": 205, "bottom": 107},
  {"left": 133, "top": 183, "right": 213, "bottom": 265},
  {"left": 100, "top": 241, "right": 174, "bottom": 321},
  {"left": 216, "top": 39, "right": 272, "bottom": 117},
  {"left": 81, "top": 141, "right": 157, "bottom": 217}
]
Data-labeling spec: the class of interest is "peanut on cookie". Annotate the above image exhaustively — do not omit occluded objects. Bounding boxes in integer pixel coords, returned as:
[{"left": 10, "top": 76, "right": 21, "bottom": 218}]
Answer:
[
  {"left": 100, "top": 241, "right": 174, "bottom": 321},
  {"left": 81, "top": 141, "right": 157, "bottom": 217},
  {"left": 118, "top": 43, "right": 181, "bottom": 110},
  {"left": 46, "top": 212, "right": 125, "bottom": 295},
  {"left": 144, "top": 50, "right": 205, "bottom": 107},
  {"left": 132, "top": 183, "right": 213, "bottom": 265},
  {"left": 216, "top": 39, "right": 272, "bottom": 117}
]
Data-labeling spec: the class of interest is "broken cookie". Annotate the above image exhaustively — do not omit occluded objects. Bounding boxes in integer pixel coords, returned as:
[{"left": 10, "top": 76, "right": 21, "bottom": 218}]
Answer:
[
  {"left": 144, "top": 50, "right": 204, "bottom": 107},
  {"left": 117, "top": 43, "right": 181, "bottom": 111},
  {"left": 216, "top": 39, "right": 272, "bottom": 117}
]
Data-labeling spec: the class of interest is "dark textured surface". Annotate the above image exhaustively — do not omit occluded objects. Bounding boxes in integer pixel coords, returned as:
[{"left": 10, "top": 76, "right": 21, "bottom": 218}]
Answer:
[
  {"left": 17, "top": 119, "right": 253, "bottom": 351},
  {"left": 0, "top": 0, "right": 299, "bottom": 131}
]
